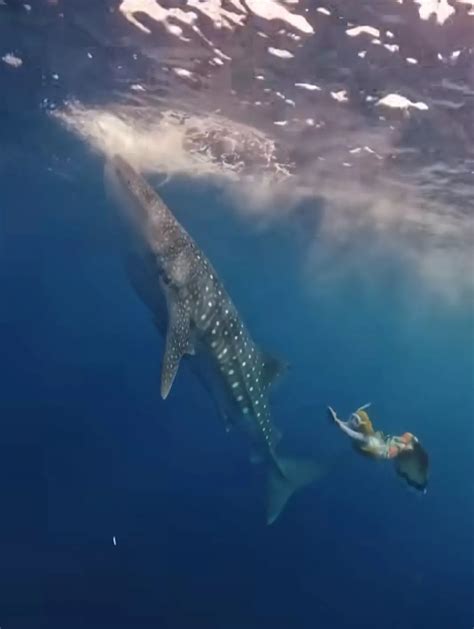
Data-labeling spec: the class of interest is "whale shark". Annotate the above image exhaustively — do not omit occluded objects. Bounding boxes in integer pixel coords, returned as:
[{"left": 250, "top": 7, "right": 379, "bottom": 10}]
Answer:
[{"left": 105, "top": 155, "right": 320, "bottom": 524}]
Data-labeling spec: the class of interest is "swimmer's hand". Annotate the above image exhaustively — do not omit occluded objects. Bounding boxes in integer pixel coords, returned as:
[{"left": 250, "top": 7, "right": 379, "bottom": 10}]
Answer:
[{"left": 327, "top": 406, "right": 340, "bottom": 425}]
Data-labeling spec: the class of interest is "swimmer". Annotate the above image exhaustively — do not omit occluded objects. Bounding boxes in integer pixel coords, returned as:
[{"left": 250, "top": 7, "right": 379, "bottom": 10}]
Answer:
[{"left": 328, "top": 404, "right": 429, "bottom": 491}]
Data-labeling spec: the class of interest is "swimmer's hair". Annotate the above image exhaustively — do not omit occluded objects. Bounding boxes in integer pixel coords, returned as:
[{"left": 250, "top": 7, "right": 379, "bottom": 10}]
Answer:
[{"left": 354, "top": 410, "right": 375, "bottom": 435}]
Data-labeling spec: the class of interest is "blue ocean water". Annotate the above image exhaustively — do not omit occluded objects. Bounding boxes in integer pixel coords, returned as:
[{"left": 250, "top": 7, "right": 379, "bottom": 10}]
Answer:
[
  {"left": 0, "top": 132, "right": 473, "bottom": 629},
  {"left": 1, "top": 1, "right": 474, "bottom": 627}
]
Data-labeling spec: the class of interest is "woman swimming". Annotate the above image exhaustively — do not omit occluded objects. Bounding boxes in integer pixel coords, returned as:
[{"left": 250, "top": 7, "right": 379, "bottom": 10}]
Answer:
[{"left": 328, "top": 404, "right": 429, "bottom": 491}]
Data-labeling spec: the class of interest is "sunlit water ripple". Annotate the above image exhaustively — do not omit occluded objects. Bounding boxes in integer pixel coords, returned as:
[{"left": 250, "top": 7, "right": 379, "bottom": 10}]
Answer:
[{"left": 1, "top": 0, "right": 473, "bottom": 301}]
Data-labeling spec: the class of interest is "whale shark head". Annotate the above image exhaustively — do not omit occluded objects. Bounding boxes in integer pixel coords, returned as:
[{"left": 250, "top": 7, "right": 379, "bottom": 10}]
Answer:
[
  {"left": 104, "top": 155, "right": 153, "bottom": 233},
  {"left": 105, "top": 154, "right": 193, "bottom": 288}
]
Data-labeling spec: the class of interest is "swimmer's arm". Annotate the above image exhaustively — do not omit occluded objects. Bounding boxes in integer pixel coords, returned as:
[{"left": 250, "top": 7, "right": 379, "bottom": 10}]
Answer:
[
  {"left": 337, "top": 422, "right": 366, "bottom": 442},
  {"left": 327, "top": 406, "right": 366, "bottom": 442}
]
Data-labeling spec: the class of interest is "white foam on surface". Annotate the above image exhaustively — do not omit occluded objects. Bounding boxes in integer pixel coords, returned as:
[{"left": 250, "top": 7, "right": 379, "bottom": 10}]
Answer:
[
  {"left": 173, "top": 67, "right": 194, "bottom": 78},
  {"left": 377, "top": 93, "right": 429, "bottom": 110},
  {"left": 213, "top": 48, "right": 231, "bottom": 60},
  {"left": 346, "top": 25, "right": 380, "bottom": 38},
  {"left": 119, "top": 0, "right": 197, "bottom": 35},
  {"left": 268, "top": 47, "right": 294, "bottom": 59},
  {"left": 331, "top": 90, "right": 348, "bottom": 102},
  {"left": 295, "top": 82, "right": 321, "bottom": 91},
  {"left": 187, "top": 0, "right": 245, "bottom": 28},
  {"left": 414, "top": 0, "right": 454, "bottom": 23},
  {"left": 119, "top": 0, "right": 314, "bottom": 37},
  {"left": 246, "top": 0, "right": 314, "bottom": 33}
]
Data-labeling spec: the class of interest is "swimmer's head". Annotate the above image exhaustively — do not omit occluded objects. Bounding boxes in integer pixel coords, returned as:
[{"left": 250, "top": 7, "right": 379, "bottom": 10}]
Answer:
[{"left": 400, "top": 432, "right": 418, "bottom": 445}]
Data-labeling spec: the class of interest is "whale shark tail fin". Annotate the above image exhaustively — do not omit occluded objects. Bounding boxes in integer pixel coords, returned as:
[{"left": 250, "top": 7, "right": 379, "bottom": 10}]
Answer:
[{"left": 266, "top": 456, "right": 323, "bottom": 525}]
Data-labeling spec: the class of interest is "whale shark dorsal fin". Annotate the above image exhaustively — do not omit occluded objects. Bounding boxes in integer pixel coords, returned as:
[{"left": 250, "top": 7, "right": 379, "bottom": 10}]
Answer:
[
  {"left": 261, "top": 351, "right": 288, "bottom": 391},
  {"left": 161, "top": 294, "right": 194, "bottom": 399}
]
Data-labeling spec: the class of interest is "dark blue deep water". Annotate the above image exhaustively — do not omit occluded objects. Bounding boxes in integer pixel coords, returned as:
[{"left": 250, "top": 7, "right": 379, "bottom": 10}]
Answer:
[
  {"left": 1, "top": 1, "right": 473, "bottom": 628},
  {"left": 1, "top": 138, "right": 473, "bottom": 629}
]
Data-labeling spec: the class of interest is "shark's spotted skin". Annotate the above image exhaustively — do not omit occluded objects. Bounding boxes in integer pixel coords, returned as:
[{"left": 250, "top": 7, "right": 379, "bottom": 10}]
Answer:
[
  {"left": 105, "top": 155, "right": 320, "bottom": 524},
  {"left": 199, "top": 289, "right": 277, "bottom": 449},
  {"left": 165, "top": 227, "right": 279, "bottom": 452},
  {"left": 106, "top": 154, "right": 279, "bottom": 452}
]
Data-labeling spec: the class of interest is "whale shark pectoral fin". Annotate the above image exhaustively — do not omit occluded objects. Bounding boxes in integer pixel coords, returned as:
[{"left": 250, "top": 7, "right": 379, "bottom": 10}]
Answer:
[
  {"left": 160, "top": 295, "right": 194, "bottom": 400},
  {"left": 261, "top": 351, "right": 289, "bottom": 391}
]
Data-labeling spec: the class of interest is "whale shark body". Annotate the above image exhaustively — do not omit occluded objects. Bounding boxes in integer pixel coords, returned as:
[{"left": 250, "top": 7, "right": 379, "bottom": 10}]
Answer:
[{"left": 105, "top": 155, "right": 320, "bottom": 524}]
